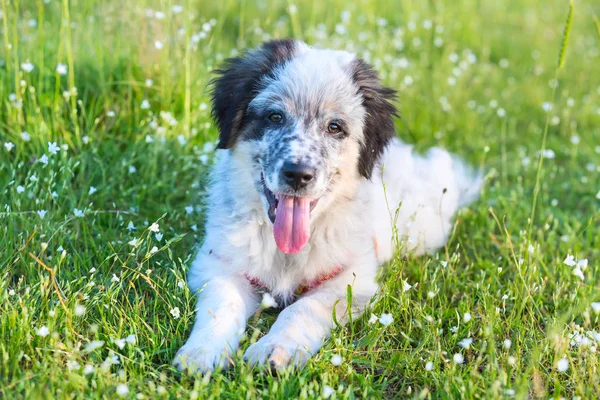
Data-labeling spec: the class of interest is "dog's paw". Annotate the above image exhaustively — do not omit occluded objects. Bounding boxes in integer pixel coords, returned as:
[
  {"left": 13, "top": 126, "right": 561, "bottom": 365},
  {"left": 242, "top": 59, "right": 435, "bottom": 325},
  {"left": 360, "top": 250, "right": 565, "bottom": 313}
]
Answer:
[
  {"left": 243, "top": 335, "right": 312, "bottom": 371},
  {"left": 173, "top": 343, "right": 234, "bottom": 374}
]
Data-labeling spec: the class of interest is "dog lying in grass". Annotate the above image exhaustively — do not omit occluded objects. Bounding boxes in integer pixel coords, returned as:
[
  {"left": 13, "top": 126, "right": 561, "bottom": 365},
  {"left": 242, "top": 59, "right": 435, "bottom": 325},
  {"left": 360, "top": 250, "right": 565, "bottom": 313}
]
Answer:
[{"left": 174, "top": 39, "right": 482, "bottom": 373}]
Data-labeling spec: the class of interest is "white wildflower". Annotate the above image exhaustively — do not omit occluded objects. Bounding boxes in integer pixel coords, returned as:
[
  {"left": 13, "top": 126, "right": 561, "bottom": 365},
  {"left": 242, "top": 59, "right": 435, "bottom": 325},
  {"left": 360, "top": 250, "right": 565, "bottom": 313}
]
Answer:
[
  {"left": 113, "top": 338, "right": 126, "bottom": 349},
  {"left": 458, "top": 337, "right": 473, "bottom": 349},
  {"left": 83, "top": 364, "right": 94, "bottom": 375},
  {"left": 322, "top": 385, "right": 335, "bottom": 398},
  {"left": 85, "top": 340, "right": 105, "bottom": 352},
  {"left": 203, "top": 142, "right": 215, "bottom": 153},
  {"left": 116, "top": 384, "right": 129, "bottom": 397},
  {"left": 21, "top": 62, "right": 35, "bottom": 72},
  {"left": 330, "top": 354, "right": 343, "bottom": 366},
  {"left": 56, "top": 63, "right": 67, "bottom": 75},
  {"left": 542, "top": 102, "right": 553, "bottom": 112},
  {"left": 261, "top": 293, "right": 278, "bottom": 309},
  {"left": 74, "top": 304, "right": 85, "bottom": 316},
  {"left": 563, "top": 254, "right": 576, "bottom": 267},
  {"left": 379, "top": 313, "right": 393, "bottom": 326},
  {"left": 570, "top": 135, "right": 580, "bottom": 145},
  {"left": 66, "top": 360, "right": 80, "bottom": 371},
  {"left": 170, "top": 307, "right": 181, "bottom": 319},
  {"left": 149, "top": 223, "right": 159, "bottom": 232},
  {"left": 36, "top": 326, "right": 50, "bottom": 337},
  {"left": 48, "top": 142, "right": 60, "bottom": 155},
  {"left": 556, "top": 358, "right": 569, "bottom": 372}
]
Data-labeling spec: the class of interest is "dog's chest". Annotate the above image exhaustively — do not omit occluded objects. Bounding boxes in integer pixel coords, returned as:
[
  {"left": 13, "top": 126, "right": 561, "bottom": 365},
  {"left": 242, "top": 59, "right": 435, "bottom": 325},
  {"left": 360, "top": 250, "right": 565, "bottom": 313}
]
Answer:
[{"left": 237, "top": 212, "right": 361, "bottom": 297}]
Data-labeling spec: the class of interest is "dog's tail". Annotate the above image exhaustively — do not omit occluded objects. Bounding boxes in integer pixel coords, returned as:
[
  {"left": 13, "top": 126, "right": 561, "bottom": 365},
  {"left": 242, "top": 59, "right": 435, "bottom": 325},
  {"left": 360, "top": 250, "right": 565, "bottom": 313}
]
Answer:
[
  {"left": 449, "top": 154, "right": 484, "bottom": 209},
  {"left": 372, "top": 139, "right": 484, "bottom": 258}
]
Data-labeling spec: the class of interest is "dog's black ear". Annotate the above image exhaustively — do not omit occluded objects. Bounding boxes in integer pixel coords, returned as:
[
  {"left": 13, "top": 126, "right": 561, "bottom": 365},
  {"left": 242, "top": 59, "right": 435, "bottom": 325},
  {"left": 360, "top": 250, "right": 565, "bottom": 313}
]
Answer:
[
  {"left": 211, "top": 40, "right": 298, "bottom": 149},
  {"left": 349, "top": 58, "right": 398, "bottom": 179}
]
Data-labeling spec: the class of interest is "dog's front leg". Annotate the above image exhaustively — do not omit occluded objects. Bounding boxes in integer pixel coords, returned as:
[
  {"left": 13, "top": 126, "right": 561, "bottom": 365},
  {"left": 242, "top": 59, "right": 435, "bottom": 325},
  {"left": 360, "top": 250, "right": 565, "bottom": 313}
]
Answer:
[
  {"left": 174, "top": 273, "right": 259, "bottom": 373},
  {"left": 243, "top": 266, "right": 377, "bottom": 370}
]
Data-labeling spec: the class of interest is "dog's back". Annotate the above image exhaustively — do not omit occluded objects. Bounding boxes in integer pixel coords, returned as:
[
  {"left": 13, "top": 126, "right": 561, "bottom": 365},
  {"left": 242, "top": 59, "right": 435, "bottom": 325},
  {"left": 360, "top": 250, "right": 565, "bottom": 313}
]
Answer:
[{"left": 364, "top": 138, "right": 483, "bottom": 262}]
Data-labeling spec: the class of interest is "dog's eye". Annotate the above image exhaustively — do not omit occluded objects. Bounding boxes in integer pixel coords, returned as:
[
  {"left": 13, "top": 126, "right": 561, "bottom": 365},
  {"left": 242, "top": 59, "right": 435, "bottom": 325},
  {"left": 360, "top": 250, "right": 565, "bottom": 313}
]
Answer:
[
  {"left": 327, "top": 122, "right": 342, "bottom": 134},
  {"left": 268, "top": 112, "right": 283, "bottom": 123}
]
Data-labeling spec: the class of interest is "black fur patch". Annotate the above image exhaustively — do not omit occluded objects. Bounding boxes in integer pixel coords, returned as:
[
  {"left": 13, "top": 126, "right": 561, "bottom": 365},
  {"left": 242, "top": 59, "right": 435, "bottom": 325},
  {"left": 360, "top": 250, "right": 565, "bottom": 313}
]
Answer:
[
  {"left": 349, "top": 58, "right": 398, "bottom": 179},
  {"left": 211, "top": 40, "right": 298, "bottom": 149}
]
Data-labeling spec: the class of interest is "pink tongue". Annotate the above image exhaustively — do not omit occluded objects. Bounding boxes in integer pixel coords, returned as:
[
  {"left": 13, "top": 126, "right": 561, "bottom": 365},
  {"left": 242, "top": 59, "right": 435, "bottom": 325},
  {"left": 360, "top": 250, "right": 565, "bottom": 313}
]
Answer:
[{"left": 273, "top": 195, "right": 311, "bottom": 254}]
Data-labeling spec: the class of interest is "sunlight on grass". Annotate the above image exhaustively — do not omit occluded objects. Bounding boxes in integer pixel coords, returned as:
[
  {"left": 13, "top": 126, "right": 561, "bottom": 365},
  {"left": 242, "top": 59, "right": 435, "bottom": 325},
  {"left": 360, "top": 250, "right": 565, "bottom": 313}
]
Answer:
[{"left": 1, "top": 0, "right": 599, "bottom": 398}]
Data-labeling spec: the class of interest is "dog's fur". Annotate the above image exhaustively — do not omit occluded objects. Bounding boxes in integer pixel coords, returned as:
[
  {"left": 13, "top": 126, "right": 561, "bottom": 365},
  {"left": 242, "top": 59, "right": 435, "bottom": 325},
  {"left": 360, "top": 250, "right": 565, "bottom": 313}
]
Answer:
[{"left": 173, "top": 40, "right": 482, "bottom": 372}]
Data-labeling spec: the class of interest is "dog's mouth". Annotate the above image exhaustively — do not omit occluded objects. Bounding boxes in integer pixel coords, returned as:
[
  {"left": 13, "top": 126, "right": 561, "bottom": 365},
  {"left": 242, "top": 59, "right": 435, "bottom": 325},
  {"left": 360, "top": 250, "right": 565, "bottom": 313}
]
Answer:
[{"left": 261, "top": 174, "right": 319, "bottom": 254}]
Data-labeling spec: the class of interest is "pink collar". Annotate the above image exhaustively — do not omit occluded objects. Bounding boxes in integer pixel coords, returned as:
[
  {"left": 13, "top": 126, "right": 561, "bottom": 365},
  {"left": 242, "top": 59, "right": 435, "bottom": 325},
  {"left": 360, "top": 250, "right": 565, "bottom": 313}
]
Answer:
[{"left": 245, "top": 265, "right": 344, "bottom": 297}]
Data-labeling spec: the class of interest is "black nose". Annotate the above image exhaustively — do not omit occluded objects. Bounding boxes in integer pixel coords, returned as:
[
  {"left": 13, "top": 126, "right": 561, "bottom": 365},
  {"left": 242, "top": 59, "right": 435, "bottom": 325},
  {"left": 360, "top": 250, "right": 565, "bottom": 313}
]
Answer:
[{"left": 281, "top": 162, "right": 315, "bottom": 190}]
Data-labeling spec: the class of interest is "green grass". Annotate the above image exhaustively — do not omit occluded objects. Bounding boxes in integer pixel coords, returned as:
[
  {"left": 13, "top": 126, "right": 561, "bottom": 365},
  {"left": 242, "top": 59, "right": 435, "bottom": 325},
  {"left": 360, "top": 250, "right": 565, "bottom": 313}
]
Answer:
[{"left": 1, "top": 0, "right": 599, "bottom": 398}]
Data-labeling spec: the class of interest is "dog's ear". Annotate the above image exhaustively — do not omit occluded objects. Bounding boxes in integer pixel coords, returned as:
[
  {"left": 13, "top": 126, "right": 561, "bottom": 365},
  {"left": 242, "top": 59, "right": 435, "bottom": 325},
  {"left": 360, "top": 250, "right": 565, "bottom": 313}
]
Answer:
[
  {"left": 211, "top": 40, "right": 299, "bottom": 149},
  {"left": 349, "top": 58, "right": 398, "bottom": 179}
]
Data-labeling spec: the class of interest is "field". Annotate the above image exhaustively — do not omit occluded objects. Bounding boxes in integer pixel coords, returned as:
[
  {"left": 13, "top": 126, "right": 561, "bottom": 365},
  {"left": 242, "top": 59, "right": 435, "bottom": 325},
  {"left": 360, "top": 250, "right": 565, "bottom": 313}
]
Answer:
[{"left": 1, "top": 0, "right": 599, "bottom": 398}]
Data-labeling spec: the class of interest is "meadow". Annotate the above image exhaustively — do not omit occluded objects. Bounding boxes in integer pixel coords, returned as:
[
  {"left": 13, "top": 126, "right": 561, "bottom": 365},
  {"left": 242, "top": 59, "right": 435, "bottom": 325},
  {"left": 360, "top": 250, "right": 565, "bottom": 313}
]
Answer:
[{"left": 1, "top": 0, "right": 599, "bottom": 398}]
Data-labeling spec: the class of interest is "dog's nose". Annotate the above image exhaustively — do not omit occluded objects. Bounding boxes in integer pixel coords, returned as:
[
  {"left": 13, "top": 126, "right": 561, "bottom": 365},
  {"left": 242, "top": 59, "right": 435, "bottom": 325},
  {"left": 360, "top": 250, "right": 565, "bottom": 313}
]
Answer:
[{"left": 281, "top": 162, "right": 315, "bottom": 190}]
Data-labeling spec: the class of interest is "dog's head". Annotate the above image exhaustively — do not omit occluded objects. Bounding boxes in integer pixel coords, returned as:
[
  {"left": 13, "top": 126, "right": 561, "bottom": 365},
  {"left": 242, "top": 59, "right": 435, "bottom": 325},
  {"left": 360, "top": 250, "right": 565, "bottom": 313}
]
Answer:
[{"left": 211, "top": 40, "right": 397, "bottom": 254}]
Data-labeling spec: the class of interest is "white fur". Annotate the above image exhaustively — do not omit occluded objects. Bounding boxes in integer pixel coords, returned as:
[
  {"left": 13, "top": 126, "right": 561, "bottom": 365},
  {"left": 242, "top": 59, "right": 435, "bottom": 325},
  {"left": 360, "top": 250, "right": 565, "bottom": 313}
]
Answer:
[{"left": 173, "top": 137, "right": 481, "bottom": 373}]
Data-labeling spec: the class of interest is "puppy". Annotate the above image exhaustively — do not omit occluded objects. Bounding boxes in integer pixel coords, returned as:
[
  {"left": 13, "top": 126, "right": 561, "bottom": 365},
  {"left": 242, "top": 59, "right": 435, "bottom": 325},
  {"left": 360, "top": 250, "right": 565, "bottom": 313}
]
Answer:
[{"left": 174, "top": 39, "right": 482, "bottom": 373}]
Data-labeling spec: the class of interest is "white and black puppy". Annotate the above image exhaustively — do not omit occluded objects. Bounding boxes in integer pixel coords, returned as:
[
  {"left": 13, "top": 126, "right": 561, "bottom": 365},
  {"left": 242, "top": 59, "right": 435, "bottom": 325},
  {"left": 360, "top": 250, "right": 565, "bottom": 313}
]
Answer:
[{"left": 174, "top": 39, "right": 482, "bottom": 373}]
